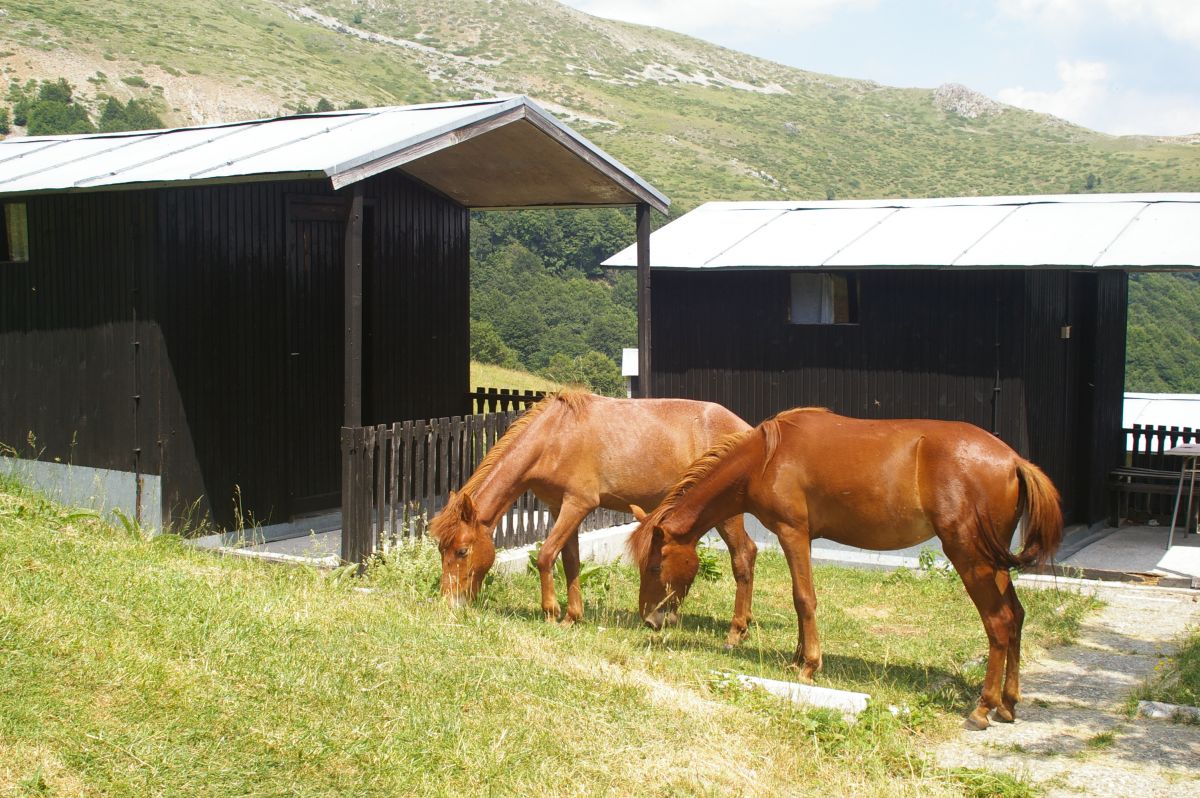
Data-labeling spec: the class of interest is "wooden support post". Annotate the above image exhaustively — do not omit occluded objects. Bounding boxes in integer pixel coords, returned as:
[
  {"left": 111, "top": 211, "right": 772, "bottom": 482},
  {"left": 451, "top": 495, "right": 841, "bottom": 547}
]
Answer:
[
  {"left": 340, "top": 426, "right": 357, "bottom": 565},
  {"left": 344, "top": 183, "right": 364, "bottom": 428},
  {"left": 636, "top": 202, "right": 652, "bottom": 398}
]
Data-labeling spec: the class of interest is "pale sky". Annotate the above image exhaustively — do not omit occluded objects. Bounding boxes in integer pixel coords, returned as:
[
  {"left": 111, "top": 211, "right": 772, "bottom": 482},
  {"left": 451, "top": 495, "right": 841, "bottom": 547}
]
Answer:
[{"left": 559, "top": 0, "right": 1200, "bottom": 136}]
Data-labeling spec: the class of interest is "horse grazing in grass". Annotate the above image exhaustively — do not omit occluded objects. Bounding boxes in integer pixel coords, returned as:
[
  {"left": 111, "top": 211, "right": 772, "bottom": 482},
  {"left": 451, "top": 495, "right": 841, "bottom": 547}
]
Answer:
[
  {"left": 431, "top": 389, "right": 758, "bottom": 643},
  {"left": 629, "top": 408, "right": 1062, "bottom": 730}
]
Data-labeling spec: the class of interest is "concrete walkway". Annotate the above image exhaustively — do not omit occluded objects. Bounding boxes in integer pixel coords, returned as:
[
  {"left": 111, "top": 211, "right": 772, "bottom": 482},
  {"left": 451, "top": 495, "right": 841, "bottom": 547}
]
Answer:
[
  {"left": 201, "top": 515, "right": 1200, "bottom": 585},
  {"left": 936, "top": 580, "right": 1200, "bottom": 797}
]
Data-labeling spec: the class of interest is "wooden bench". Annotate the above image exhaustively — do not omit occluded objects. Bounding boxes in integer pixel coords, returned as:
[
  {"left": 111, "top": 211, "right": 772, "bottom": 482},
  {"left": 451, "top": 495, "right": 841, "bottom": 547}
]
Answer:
[{"left": 1108, "top": 466, "right": 1195, "bottom": 527}]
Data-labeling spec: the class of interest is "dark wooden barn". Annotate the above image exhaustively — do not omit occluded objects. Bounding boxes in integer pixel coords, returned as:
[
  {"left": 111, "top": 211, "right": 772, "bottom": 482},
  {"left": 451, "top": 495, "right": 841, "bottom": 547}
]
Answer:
[
  {"left": 0, "top": 97, "right": 667, "bottom": 531},
  {"left": 608, "top": 196, "right": 1200, "bottom": 526}
]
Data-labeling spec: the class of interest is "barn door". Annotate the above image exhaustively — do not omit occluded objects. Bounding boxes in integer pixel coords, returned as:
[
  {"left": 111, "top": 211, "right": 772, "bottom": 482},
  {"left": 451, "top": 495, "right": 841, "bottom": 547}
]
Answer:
[{"left": 285, "top": 198, "right": 348, "bottom": 515}]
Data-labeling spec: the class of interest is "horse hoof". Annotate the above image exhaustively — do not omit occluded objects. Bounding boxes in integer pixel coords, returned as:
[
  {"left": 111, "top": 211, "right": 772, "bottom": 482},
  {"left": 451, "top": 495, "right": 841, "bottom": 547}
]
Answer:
[
  {"left": 559, "top": 617, "right": 578, "bottom": 629},
  {"left": 994, "top": 705, "right": 1016, "bottom": 723},
  {"left": 786, "top": 662, "right": 817, "bottom": 682},
  {"left": 543, "top": 611, "right": 560, "bottom": 624},
  {"left": 723, "top": 630, "right": 748, "bottom": 649},
  {"left": 964, "top": 709, "right": 991, "bottom": 731}
]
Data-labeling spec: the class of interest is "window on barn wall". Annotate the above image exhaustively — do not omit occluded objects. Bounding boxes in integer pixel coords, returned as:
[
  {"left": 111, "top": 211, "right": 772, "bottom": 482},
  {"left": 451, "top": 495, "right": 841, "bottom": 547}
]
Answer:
[
  {"left": 1, "top": 202, "right": 29, "bottom": 263},
  {"left": 789, "top": 272, "right": 858, "bottom": 324}
]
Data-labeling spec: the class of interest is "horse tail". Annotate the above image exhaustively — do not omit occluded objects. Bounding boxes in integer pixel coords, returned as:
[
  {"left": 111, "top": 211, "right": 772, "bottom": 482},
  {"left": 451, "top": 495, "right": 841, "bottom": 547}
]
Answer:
[
  {"left": 975, "top": 459, "right": 1062, "bottom": 571},
  {"left": 1012, "top": 459, "right": 1063, "bottom": 568}
]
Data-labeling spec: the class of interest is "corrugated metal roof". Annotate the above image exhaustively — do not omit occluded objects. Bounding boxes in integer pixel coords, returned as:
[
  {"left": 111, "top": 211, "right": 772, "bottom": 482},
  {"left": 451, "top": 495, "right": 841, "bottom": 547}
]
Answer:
[
  {"left": 604, "top": 194, "right": 1200, "bottom": 270},
  {"left": 0, "top": 96, "right": 668, "bottom": 212},
  {"left": 1124, "top": 393, "right": 1200, "bottom": 432}
]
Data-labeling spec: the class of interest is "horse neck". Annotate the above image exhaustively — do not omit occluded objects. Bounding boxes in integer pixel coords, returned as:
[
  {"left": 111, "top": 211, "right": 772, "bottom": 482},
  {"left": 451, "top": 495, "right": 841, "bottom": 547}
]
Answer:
[
  {"left": 469, "top": 407, "right": 557, "bottom": 526},
  {"left": 664, "top": 433, "right": 761, "bottom": 544}
]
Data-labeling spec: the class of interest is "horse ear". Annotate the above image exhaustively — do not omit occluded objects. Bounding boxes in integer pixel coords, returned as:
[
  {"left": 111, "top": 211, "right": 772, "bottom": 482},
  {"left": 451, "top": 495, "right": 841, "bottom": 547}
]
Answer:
[
  {"left": 458, "top": 492, "right": 477, "bottom": 523},
  {"left": 630, "top": 504, "right": 647, "bottom": 522}
]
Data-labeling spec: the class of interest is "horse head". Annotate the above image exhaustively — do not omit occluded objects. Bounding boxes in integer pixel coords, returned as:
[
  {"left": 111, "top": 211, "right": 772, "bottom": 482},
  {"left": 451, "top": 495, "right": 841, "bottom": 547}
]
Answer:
[
  {"left": 431, "top": 491, "right": 496, "bottom": 607},
  {"left": 628, "top": 504, "right": 698, "bottom": 630}
]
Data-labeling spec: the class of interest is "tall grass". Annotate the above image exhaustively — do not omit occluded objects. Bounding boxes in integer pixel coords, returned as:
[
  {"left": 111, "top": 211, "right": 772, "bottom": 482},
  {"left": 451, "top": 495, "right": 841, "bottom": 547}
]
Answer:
[{"left": 0, "top": 477, "right": 1096, "bottom": 796}]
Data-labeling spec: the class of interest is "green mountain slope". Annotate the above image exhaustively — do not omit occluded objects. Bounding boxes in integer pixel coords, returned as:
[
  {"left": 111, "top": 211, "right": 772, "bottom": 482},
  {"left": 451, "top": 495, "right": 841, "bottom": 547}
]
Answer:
[
  {"left": 6, "top": 0, "right": 1200, "bottom": 204},
  {"left": 3, "top": 0, "right": 1199, "bottom": 392}
]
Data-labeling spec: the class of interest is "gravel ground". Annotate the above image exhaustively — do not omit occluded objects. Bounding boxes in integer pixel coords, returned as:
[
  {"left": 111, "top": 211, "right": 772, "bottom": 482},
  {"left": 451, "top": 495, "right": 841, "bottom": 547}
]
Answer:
[{"left": 936, "top": 580, "right": 1200, "bottom": 797}]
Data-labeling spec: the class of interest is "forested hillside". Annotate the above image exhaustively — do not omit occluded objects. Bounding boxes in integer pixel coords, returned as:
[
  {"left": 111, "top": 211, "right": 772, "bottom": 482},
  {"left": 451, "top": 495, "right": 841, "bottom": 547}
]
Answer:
[
  {"left": 2, "top": 0, "right": 1198, "bottom": 393},
  {"left": 1127, "top": 273, "right": 1200, "bottom": 393}
]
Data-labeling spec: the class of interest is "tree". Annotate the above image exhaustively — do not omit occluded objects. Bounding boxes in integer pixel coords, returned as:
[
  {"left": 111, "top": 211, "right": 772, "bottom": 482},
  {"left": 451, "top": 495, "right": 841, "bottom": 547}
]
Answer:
[
  {"left": 586, "top": 306, "right": 636, "bottom": 360},
  {"left": 540, "top": 351, "right": 624, "bottom": 397},
  {"left": 494, "top": 303, "right": 547, "bottom": 366},
  {"left": 0, "top": 108, "right": 9, "bottom": 136},
  {"left": 27, "top": 99, "right": 93, "bottom": 135},
  {"left": 98, "top": 97, "right": 163, "bottom": 132},
  {"left": 37, "top": 78, "right": 73, "bottom": 105},
  {"left": 470, "top": 319, "right": 520, "bottom": 369},
  {"left": 8, "top": 79, "right": 37, "bottom": 126},
  {"left": 612, "top": 270, "right": 637, "bottom": 313},
  {"left": 315, "top": 97, "right": 335, "bottom": 112},
  {"left": 17, "top": 78, "right": 95, "bottom": 136}
]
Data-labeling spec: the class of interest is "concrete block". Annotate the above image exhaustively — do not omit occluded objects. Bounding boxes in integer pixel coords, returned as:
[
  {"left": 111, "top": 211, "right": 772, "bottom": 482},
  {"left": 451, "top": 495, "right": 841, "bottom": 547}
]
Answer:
[{"left": 734, "top": 673, "right": 870, "bottom": 716}]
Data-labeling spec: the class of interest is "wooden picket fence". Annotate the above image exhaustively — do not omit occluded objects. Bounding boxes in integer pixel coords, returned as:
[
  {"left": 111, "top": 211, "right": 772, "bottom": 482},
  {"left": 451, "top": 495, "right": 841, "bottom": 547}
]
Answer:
[
  {"left": 467, "top": 387, "right": 547, "bottom": 414},
  {"left": 1111, "top": 423, "right": 1199, "bottom": 521},
  {"left": 340, "top": 407, "right": 630, "bottom": 565},
  {"left": 1124, "top": 423, "right": 1198, "bottom": 468}
]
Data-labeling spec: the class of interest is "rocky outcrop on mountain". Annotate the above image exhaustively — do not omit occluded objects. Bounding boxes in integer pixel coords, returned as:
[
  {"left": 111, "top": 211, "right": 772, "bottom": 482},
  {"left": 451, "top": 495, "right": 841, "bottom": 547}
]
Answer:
[{"left": 933, "top": 83, "right": 1003, "bottom": 119}]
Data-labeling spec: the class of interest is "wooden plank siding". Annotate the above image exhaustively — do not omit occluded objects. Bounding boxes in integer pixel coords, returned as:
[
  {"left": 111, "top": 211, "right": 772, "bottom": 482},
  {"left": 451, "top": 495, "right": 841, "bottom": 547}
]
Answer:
[
  {"left": 647, "top": 268, "right": 1128, "bottom": 525},
  {"left": 0, "top": 171, "right": 469, "bottom": 531}
]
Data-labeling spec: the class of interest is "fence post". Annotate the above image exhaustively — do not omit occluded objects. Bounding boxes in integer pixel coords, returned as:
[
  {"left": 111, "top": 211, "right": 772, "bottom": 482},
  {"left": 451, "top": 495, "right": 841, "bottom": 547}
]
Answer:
[{"left": 341, "top": 426, "right": 378, "bottom": 573}]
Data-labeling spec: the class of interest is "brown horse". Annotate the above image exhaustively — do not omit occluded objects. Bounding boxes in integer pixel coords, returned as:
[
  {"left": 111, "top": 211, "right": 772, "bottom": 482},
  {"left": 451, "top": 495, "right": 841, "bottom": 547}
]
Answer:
[
  {"left": 430, "top": 389, "right": 758, "bottom": 644},
  {"left": 629, "top": 408, "right": 1062, "bottom": 730}
]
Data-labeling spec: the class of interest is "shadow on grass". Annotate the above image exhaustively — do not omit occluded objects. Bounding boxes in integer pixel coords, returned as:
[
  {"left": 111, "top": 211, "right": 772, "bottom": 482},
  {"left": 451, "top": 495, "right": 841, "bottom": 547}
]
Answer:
[{"left": 482, "top": 596, "right": 981, "bottom": 714}]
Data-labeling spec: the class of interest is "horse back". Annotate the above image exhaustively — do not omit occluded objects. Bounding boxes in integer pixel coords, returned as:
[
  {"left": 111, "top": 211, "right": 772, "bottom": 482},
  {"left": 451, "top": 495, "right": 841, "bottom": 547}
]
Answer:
[
  {"left": 761, "top": 412, "right": 1022, "bottom": 548},
  {"left": 526, "top": 396, "right": 750, "bottom": 508}
]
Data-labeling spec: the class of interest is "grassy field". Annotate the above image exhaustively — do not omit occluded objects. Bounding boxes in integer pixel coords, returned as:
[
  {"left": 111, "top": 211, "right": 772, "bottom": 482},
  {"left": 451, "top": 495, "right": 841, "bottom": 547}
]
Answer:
[
  {"left": 470, "top": 360, "right": 562, "bottom": 394},
  {"left": 1, "top": 475, "right": 1098, "bottom": 796}
]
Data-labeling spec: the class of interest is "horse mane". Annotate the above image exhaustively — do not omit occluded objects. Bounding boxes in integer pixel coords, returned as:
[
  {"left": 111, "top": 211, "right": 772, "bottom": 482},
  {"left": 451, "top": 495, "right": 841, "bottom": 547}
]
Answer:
[
  {"left": 775, "top": 406, "right": 831, "bottom": 423},
  {"left": 430, "top": 388, "right": 594, "bottom": 544},
  {"left": 627, "top": 407, "right": 831, "bottom": 567},
  {"left": 627, "top": 427, "right": 756, "bottom": 568}
]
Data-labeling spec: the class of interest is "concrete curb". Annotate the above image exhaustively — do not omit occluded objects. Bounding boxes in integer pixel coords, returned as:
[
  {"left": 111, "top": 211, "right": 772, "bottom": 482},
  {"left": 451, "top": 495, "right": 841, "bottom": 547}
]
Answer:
[
  {"left": 732, "top": 673, "right": 870, "bottom": 716},
  {"left": 1138, "top": 700, "right": 1200, "bottom": 722},
  {"left": 216, "top": 545, "right": 339, "bottom": 570}
]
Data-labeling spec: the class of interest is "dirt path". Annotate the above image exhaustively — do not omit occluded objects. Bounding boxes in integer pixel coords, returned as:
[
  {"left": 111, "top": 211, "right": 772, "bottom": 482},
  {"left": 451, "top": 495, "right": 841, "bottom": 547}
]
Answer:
[{"left": 936, "top": 580, "right": 1200, "bottom": 797}]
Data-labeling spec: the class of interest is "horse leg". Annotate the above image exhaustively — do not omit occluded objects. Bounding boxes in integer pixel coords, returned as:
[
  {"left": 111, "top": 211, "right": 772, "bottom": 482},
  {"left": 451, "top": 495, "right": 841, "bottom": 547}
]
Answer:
[
  {"left": 997, "top": 573, "right": 1025, "bottom": 723},
  {"left": 559, "top": 531, "right": 583, "bottom": 626},
  {"left": 535, "top": 499, "right": 592, "bottom": 624},
  {"left": 775, "top": 522, "right": 821, "bottom": 680},
  {"left": 714, "top": 514, "right": 757, "bottom": 648},
  {"left": 943, "top": 543, "right": 1014, "bottom": 731}
]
